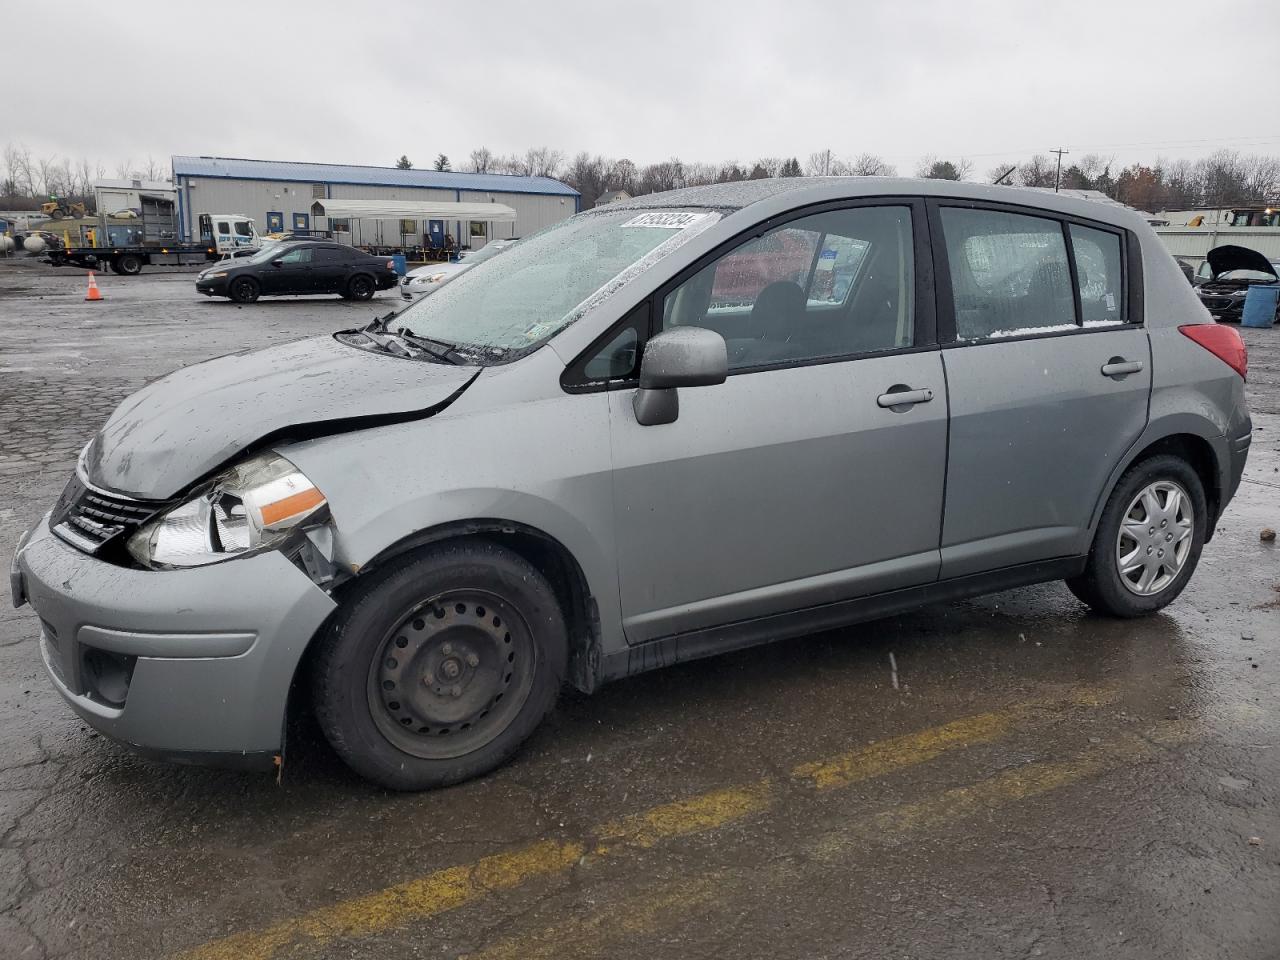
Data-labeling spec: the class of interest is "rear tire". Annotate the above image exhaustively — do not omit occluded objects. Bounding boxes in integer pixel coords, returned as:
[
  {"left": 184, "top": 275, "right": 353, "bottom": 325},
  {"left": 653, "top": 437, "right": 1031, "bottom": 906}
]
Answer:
[
  {"left": 229, "top": 276, "right": 260, "bottom": 303},
  {"left": 1066, "top": 454, "right": 1206, "bottom": 617},
  {"left": 344, "top": 273, "right": 375, "bottom": 301},
  {"left": 312, "top": 540, "right": 568, "bottom": 790}
]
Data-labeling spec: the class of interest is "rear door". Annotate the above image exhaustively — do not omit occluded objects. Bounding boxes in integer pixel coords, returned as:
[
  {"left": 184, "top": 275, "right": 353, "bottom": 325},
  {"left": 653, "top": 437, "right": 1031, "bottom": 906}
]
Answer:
[
  {"left": 930, "top": 201, "right": 1151, "bottom": 577},
  {"left": 604, "top": 200, "right": 949, "bottom": 644},
  {"left": 311, "top": 246, "right": 350, "bottom": 293}
]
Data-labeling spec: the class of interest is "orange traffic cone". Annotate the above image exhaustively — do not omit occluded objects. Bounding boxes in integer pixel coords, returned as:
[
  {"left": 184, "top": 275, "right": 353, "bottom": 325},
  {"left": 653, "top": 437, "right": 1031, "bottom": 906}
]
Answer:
[{"left": 85, "top": 272, "right": 104, "bottom": 302}]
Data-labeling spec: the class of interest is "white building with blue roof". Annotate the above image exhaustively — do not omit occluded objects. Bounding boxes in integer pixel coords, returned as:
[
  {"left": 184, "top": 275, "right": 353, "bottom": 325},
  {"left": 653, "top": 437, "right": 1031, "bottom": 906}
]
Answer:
[{"left": 171, "top": 156, "right": 580, "bottom": 250}]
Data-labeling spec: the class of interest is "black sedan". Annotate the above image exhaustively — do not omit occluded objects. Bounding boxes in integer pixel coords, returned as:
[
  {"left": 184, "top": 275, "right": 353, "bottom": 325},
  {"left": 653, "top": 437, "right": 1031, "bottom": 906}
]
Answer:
[
  {"left": 196, "top": 242, "right": 399, "bottom": 303},
  {"left": 1195, "top": 244, "right": 1280, "bottom": 323}
]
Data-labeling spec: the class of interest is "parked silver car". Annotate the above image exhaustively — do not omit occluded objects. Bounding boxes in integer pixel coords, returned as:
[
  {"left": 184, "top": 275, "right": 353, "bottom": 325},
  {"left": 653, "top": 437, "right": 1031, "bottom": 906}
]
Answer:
[{"left": 11, "top": 178, "right": 1252, "bottom": 790}]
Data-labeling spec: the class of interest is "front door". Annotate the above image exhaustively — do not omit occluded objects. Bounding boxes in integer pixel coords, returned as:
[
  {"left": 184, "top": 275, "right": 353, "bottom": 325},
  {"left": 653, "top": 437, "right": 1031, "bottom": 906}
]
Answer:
[
  {"left": 261, "top": 245, "right": 314, "bottom": 294},
  {"left": 931, "top": 203, "right": 1152, "bottom": 577},
  {"left": 608, "top": 202, "right": 948, "bottom": 644}
]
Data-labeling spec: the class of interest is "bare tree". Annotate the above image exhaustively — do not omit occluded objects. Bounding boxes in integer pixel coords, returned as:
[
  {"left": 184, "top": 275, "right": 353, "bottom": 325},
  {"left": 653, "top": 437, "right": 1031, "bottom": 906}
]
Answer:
[
  {"left": 607, "top": 158, "right": 638, "bottom": 194},
  {"left": 466, "top": 147, "right": 494, "bottom": 174},
  {"left": 806, "top": 149, "right": 840, "bottom": 177},
  {"left": 638, "top": 158, "right": 685, "bottom": 194},
  {"left": 3, "top": 143, "right": 35, "bottom": 196},
  {"left": 848, "top": 153, "right": 896, "bottom": 176},
  {"left": 1016, "top": 154, "right": 1056, "bottom": 188},
  {"left": 139, "top": 155, "right": 166, "bottom": 182},
  {"left": 1241, "top": 154, "right": 1280, "bottom": 201},
  {"left": 524, "top": 147, "right": 564, "bottom": 178}
]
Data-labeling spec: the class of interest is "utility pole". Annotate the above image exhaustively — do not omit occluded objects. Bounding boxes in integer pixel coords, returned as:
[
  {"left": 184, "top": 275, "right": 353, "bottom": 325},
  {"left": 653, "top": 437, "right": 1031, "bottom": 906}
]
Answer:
[{"left": 1051, "top": 147, "right": 1069, "bottom": 192}]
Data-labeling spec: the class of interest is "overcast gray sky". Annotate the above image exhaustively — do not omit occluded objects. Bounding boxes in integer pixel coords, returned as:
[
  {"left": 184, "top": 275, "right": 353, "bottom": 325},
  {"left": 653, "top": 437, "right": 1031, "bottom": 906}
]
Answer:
[{"left": 8, "top": 0, "right": 1280, "bottom": 178}]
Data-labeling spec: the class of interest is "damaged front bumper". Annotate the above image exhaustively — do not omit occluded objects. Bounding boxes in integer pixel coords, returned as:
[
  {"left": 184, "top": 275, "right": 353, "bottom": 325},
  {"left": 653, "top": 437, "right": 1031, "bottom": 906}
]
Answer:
[{"left": 12, "top": 515, "right": 336, "bottom": 768}]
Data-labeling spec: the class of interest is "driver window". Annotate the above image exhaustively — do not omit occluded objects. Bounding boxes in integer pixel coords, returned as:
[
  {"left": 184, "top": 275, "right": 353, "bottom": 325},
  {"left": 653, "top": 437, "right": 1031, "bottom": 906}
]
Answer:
[
  {"left": 280, "top": 248, "right": 313, "bottom": 265},
  {"left": 661, "top": 206, "right": 914, "bottom": 371}
]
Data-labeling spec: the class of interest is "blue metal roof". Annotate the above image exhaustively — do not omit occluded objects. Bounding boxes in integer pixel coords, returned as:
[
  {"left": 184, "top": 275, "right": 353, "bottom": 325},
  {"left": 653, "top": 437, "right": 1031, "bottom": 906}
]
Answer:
[{"left": 171, "top": 156, "right": 579, "bottom": 197}]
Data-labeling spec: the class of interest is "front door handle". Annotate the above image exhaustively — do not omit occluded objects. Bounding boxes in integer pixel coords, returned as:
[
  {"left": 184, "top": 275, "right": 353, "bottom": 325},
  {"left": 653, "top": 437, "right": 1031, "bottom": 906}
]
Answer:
[
  {"left": 1101, "top": 359, "right": 1144, "bottom": 378},
  {"left": 877, "top": 387, "right": 934, "bottom": 409}
]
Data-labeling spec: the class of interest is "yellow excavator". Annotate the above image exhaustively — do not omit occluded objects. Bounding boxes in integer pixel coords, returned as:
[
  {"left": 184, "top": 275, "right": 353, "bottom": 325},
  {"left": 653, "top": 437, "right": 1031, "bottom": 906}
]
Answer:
[{"left": 40, "top": 196, "right": 88, "bottom": 220}]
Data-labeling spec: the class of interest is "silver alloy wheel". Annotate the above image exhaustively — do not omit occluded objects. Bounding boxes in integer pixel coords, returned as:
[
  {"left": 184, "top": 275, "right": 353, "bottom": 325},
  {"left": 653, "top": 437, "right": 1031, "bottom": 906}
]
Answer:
[{"left": 1115, "top": 480, "right": 1194, "bottom": 596}]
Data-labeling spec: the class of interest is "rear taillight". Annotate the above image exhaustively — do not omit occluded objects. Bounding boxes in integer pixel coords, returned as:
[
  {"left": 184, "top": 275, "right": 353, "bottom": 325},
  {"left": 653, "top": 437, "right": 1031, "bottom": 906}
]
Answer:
[
  {"left": 386, "top": 260, "right": 395, "bottom": 270},
  {"left": 1179, "top": 323, "right": 1247, "bottom": 380}
]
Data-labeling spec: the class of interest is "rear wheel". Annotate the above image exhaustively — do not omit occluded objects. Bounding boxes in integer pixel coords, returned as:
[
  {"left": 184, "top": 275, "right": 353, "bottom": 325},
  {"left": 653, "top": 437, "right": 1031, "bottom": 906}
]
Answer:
[
  {"left": 344, "top": 273, "right": 375, "bottom": 301},
  {"left": 312, "top": 540, "right": 568, "bottom": 790},
  {"left": 115, "top": 254, "right": 143, "bottom": 275},
  {"left": 1066, "top": 454, "right": 1206, "bottom": 617},
  {"left": 229, "top": 276, "right": 260, "bottom": 303}
]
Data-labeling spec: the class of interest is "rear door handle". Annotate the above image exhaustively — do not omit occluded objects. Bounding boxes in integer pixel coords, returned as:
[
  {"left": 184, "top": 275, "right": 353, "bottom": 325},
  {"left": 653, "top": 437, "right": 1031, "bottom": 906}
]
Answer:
[
  {"left": 1101, "top": 359, "right": 1144, "bottom": 377},
  {"left": 877, "top": 387, "right": 934, "bottom": 409}
]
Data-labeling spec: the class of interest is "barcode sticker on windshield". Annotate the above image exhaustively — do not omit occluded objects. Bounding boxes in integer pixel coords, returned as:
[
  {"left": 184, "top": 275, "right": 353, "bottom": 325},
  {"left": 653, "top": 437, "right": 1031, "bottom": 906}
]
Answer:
[{"left": 621, "top": 212, "right": 711, "bottom": 229}]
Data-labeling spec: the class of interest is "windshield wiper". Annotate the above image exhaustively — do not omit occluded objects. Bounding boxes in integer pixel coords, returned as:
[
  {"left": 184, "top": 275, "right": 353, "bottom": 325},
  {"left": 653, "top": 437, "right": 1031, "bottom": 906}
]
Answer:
[
  {"left": 357, "top": 314, "right": 460, "bottom": 364},
  {"left": 397, "top": 328, "right": 462, "bottom": 365}
]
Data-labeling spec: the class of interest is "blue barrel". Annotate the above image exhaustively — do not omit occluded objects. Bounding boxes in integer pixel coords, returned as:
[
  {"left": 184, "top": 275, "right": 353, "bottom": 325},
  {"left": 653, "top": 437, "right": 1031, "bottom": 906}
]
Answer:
[
  {"left": 1242, "top": 284, "right": 1279, "bottom": 328},
  {"left": 390, "top": 253, "right": 407, "bottom": 277}
]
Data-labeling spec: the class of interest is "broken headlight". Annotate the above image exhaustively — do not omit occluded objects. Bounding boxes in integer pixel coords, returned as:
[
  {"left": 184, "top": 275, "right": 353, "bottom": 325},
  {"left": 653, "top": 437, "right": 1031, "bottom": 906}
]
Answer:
[{"left": 127, "top": 453, "right": 327, "bottom": 569}]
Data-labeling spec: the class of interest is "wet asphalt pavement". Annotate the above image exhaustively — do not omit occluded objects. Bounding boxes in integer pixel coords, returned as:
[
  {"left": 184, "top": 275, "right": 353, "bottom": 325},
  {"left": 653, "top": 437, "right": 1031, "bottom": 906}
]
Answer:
[{"left": 0, "top": 258, "right": 1277, "bottom": 960}]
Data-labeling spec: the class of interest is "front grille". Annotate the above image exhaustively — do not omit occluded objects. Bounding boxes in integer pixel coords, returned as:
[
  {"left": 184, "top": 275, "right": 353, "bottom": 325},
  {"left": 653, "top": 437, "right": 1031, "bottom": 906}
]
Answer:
[
  {"left": 1201, "top": 296, "right": 1236, "bottom": 310},
  {"left": 50, "top": 473, "right": 163, "bottom": 555}
]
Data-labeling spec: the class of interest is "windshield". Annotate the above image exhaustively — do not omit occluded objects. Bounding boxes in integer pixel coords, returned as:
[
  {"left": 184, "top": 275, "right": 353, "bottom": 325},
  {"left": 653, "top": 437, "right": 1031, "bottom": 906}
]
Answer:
[
  {"left": 392, "top": 209, "right": 721, "bottom": 355},
  {"left": 243, "top": 242, "right": 287, "bottom": 264}
]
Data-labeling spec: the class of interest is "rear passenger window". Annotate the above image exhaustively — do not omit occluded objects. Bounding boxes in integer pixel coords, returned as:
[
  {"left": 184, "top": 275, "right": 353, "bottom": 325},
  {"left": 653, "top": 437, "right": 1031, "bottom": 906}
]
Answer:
[
  {"left": 941, "top": 208, "right": 1075, "bottom": 340},
  {"left": 662, "top": 205, "right": 914, "bottom": 371},
  {"left": 1070, "top": 225, "right": 1125, "bottom": 325}
]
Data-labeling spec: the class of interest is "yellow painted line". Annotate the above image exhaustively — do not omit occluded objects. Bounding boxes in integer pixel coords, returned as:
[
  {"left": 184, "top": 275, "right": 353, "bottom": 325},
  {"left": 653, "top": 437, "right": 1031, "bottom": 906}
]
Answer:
[
  {"left": 594, "top": 782, "right": 775, "bottom": 852},
  {"left": 792, "top": 710, "right": 1015, "bottom": 790},
  {"left": 462, "top": 876, "right": 719, "bottom": 960},
  {"left": 175, "top": 684, "right": 1115, "bottom": 960},
  {"left": 467, "top": 724, "right": 1192, "bottom": 960},
  {"left": 174, "top": 840, "right": 585, "bottom": 960},
  {"left": 791, "top": 683, "right": 1119, "bottom": 791}
]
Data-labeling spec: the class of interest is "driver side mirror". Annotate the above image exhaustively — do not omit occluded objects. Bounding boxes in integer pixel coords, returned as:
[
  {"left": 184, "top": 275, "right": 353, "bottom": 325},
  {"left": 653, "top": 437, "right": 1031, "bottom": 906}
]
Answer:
[
  {"left": 271, "top": 258, "right": 284, "bottom": 268},
  {"left": 633, "top": 327, "right": 728, "bottom": 426}
]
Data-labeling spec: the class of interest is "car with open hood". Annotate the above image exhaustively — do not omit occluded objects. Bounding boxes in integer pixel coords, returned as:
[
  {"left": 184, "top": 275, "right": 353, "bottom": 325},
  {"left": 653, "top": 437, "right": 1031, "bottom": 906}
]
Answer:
[
  {"left": 1194, "top": 244, "right": 1280, "bottom": 323},
  {"left": 12, "top": 178, "right": 1252, "bottom": 790}
]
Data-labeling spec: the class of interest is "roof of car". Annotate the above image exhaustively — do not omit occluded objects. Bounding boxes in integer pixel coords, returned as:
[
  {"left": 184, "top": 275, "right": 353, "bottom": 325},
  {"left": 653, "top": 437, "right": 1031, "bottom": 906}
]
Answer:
[{"left": 610, "top": 177, "right": 1146, "bottom": 230}]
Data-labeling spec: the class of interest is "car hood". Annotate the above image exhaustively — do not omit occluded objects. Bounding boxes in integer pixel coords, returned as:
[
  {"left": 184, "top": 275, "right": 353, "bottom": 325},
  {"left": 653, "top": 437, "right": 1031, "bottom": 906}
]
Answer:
[
  {"left": 84, "top": 335, "right": 479, "bottom": 500},
  {"left": 1206, "top": 244, "right": 1278, "bottom": 280}
]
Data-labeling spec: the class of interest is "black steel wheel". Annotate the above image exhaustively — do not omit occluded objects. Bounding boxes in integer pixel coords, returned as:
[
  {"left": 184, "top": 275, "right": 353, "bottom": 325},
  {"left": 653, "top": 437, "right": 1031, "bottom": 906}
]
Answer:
[
  {"left": 312, "top": 539, "right": 568, "bottom": 790},
  {"left": 368, "top": 590, "right": 537, "bottom": 759},
  {"left": 116, "top": 254, "right": 143, "bottom": 275},
  {"left": 344, "top": 274, "right": 375, "bottom": 301},
  {"left": 229, "top": 276, "right": 260, "bottom": 303}
]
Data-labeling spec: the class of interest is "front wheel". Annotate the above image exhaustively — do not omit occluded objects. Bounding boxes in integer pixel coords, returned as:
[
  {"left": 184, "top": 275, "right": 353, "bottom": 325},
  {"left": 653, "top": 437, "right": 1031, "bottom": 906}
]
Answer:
[
  {"left": 1066, "top": 454, "right": 1206, "bottom": 617},
  {"left": 312, "top": 540, "right": 568, "bottom": 790},
  {"left": 229, "top": 276, "right": 260, "bottom": 303}
]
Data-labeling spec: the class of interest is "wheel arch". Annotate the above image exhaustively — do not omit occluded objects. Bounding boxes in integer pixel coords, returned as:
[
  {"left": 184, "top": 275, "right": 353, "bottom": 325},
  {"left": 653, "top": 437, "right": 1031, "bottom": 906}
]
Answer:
[
  {"left": 331, "top": 519, "right": 602, "bottom": 695},
  {"left": 1089, "top": 419, "right": 1228, "bottom": 544}
]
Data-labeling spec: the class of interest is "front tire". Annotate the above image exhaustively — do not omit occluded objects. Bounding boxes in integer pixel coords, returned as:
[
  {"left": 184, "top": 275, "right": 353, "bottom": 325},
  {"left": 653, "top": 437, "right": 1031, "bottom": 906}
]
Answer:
[
  {"left": 229, "top": 276, "right": 260, "bottom": 303},
  {"left": 1066, "top": 454, "right": 1206, "bottom": 617},
  {"left": 312, "top": 540, "right": 568, "bottom": 790}
]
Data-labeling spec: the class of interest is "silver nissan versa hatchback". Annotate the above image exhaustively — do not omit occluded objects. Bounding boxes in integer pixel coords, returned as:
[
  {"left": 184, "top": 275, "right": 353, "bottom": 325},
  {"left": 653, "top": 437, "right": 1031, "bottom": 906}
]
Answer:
[{"left": 12, "top": 178, "right": 1252, "bottom": 790}]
